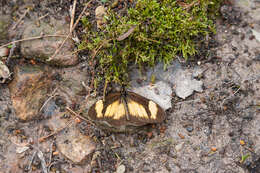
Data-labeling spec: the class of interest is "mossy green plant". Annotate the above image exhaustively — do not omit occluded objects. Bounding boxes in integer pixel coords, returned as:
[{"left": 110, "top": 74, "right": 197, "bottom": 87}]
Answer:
[{"left": 79, "top": 0, "right": 222, "bottom": 87}]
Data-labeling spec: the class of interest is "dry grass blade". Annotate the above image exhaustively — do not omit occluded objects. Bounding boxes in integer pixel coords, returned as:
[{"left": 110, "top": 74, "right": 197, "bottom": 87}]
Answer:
[{"left": 0, "top": 35, "right": 67, "bottom": 49}]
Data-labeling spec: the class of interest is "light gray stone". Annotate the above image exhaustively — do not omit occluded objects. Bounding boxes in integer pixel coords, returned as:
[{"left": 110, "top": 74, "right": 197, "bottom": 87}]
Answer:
[{"left": 175, "top": 70, "right": 203, "bottom": 99}]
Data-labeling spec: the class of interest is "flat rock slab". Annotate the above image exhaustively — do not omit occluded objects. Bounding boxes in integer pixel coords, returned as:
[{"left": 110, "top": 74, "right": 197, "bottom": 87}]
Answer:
[
  {"left": 8, "top": 65, "right": 53, "bottom": 121},
  {"left": 20, "top": 18, "right": 78, "bottom": 66},
  {"left": 130, "top": 61, "right": 204, "bottom": 109},
  {"left": 56, "top": 124, "right": 96, "bottom": 164}
]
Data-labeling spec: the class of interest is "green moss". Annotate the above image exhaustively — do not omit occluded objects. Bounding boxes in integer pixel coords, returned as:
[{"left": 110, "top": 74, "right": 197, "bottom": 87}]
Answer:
[{"left": 79, "top": 0, "right": 222, "bottom": 86}]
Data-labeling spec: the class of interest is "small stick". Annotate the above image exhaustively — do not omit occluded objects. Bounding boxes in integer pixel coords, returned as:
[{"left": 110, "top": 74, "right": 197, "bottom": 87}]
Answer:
[
  {"left": 233, "top": 87, "right": 241, "bottom": 95},
  {"left": 12, "top": 8, "right": 30, "bottom": 30},
  {"left": 66, "top": 107, "right": 96, "bottom": 126},
  {"left": 0, "top": 34, "right": 67, "bottom": 49},
  {"left": 70, "top": 0, "right": 77, "bottom": 32},
  {"left": 38, "top": 119, "right": 74, "bottom": 142},
  {"left": 39, "top": 87, "right": 58, "bottom": 112},
  {"left": 36, "top": 13, "right": 49, "bottom": 21}
]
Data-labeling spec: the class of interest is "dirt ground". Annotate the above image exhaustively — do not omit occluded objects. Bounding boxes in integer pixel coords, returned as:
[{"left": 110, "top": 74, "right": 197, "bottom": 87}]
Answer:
[{"left": 0, "top": 0, "right": 260, "bottom": 173}]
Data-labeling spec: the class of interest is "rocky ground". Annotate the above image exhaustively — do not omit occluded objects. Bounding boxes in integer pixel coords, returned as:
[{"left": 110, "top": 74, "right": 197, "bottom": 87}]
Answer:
[{"left": 0, "top": 0, "right": 260, "bottom": 173}]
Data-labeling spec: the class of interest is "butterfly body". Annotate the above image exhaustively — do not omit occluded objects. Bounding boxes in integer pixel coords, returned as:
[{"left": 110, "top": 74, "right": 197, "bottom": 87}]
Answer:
[{"left": 88, "top": 91, "right": 166, "bottom": 132}]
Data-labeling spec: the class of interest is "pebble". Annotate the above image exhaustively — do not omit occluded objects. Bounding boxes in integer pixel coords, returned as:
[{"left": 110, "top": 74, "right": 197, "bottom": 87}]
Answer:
[
  {"left": 186, "top": 126, "right": 193, "bottom": 132},
  {"left": 116, "top": 164, "right": 126, "bottom": 173},
  {"left": 175, "top": 142, "right": 184, "bottom": 152},
  {"left": 0, "top": 60, "right": 11, "bottom": 83}
]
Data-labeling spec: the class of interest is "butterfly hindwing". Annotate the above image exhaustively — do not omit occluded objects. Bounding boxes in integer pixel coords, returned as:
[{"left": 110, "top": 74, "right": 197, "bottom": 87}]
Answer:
[{"left": 126, "top": 92, "right": 165, "bottom": 125}]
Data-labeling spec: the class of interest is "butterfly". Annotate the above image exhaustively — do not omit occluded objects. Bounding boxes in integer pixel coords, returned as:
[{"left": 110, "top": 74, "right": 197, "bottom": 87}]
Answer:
[{"left": 88, "top": 91, "right": 166, "bottom": 131}]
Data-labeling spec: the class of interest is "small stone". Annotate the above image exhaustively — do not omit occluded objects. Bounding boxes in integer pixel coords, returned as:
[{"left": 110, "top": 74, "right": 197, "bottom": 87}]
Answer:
[
  {"left": 186, "top": 126, "right": 193, "bottom": 132},
  {"left": 175, "top": 69, "right": 203, "bottom": 99},
  {"left": 0, "top": 60, "right": 11, "bottom": 83},
  {"left": 116, "top": 164, "right": 126, "bottom": 173},
  {"left": 252, "top": 29, "right": 260, "bottom": 42},
  {"left": 16, "top": 146, "right": 29, "bottom": 154},
  {"left": 175, "top": 142, "right": 184, "bottom": 152},
  {"left": 95, "top": 6, "right": 107, "bottom": 29},
  {"left": 0, "top": 47, "right": 9, "bottom": 57},
  {"left": 211, "top": 147, "right": 217, "bottom": 152},
  {"left": 111, "top": 0, "right": 119, "bottom": 8}
]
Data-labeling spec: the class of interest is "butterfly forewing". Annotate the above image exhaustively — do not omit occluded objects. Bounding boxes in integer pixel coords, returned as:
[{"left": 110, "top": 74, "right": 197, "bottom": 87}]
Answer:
[{"left": 88, "top": 92, "right": 128, "bottom": 126}]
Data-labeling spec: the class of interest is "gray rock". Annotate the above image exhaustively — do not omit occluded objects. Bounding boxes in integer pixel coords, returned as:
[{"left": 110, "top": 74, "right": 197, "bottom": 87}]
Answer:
[
  {"left": 252, "top": 29, "right": 260, "bottom": 42},
  {"left": 175, "top": 69, "right": 203, "bottom": 99},
  {"left": 20, "top": 18, "right": 78, "bottom": 66}
]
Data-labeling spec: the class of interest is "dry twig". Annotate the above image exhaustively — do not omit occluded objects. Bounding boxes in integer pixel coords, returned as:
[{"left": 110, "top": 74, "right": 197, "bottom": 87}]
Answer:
[
  {"left": 36, "top": 13, "right": 49, "bottom": 22},
  {"left": 66, "top": 107, "right": 96, "bottom": 126},
  {"left": 48, "top": 142, "right": 54, "bottom": 166},
  {"left": 38, "top": 119, "right": 74, "bottom": 142},
  {"left": 0, "top": 34, "right": 67, "bottom": 49},
  {"left": 12, "top": 8, "right": 30, "bottom": 30},
  {"left": 39, "top": 87, "right": 58, "bottom": 112},
  {"left": 70, "top": 0, "right": 77, "bottom": 32}
]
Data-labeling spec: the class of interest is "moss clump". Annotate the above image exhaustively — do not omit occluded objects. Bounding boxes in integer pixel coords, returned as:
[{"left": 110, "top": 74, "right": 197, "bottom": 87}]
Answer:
[{"left": 79, "top": 0, "right": 221, "bottom": 86}]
